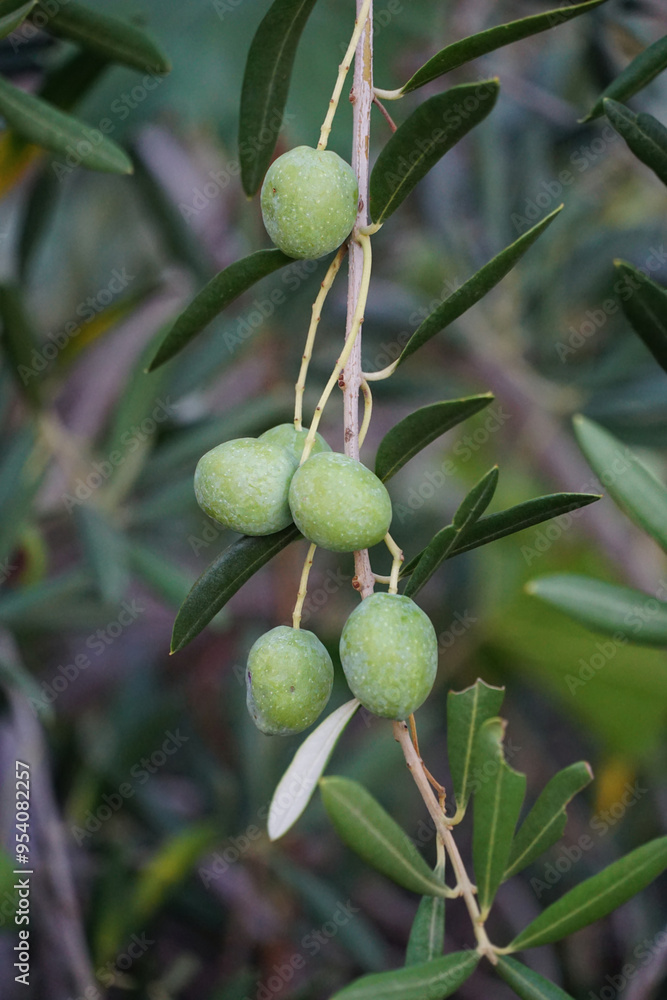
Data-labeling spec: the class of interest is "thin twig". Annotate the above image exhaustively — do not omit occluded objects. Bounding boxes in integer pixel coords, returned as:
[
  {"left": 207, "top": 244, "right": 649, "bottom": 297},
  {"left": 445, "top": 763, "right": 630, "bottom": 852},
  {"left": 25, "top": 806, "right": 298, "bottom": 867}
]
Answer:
[
  {"left": 373, "top": 94, "right": 397, "bottom": 132},
  {"left": 292, "top": 542, "right": 317, "bottom": 629}
]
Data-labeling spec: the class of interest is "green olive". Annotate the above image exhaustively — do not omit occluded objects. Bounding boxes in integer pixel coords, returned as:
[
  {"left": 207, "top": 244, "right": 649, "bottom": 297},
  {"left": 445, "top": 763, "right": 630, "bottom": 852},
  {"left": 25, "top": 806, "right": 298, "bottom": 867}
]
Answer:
[
  {"left": 339, "top": 593, "right": 437, "bottom": 719},
  {"left": 259, "top": 423, "right": 331, "bottom": 465},
  {"left": 246, "top": 625, "right": 334, "bottom": 735},
  {"left": 261, "top": 146, "right": 358, "bottom": 260}
]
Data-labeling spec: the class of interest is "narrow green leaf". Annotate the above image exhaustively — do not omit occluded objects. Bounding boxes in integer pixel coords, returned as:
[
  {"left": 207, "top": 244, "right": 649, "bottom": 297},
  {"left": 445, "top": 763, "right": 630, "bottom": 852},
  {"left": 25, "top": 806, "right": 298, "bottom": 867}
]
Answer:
[
  {"left": 375, "top": 394, "right": 493, "bottom": 483},
  {"left": 18, "top": 162, "right": 61, "bottom": 281},
  {"left": 330, "top": 950, "right": 479, "bottom": 1000},
  {"left": 404, "top": 467, "right": 498, "bottom": 598},
  {"left": 0, "top": 0, "right": 35, "bottom": 39},
  {"left": 496, "top": 957, "right": 577, "bottom": 1000},
  {"left": 239, "top": 0, "right": 319, "bottom": 196},
  {"left": 74, "top": 506, "right": 128, "bottom": 605},
  {"left": 369, "top": 80, "right": 499, "bottom": 225},
  {"left": 526, "top": 574, "right": 667, "bottom": 646},
  {"left": 583, "top": 34, "right": 667, "bottom": 122},
  {"left": 447, "top": 679, "right": 505, "bottom": 822},
  {"left": 504, "top": 762, "right": 593, "bottom": 880},
  {"left": 127, "top": 543, "right": 196, "bottom": 609},
  {"left": 320, "top": 776, "right": 449, "bottom": 898},
  {"left": 0, "top": 430, "right": 42, "bottom": 570},
  {"left": 508, "top": 837, "right": 667, "bottom": 952},
  {"left": 0, "top": 75, "right": 132, "bottom": 173},
  {"left": 170, "top": 525, "right": 301, "bottom": 652},
  {"left": 604, "top": 100, "right": 667, "bottom": 186},
  {"left": 405, "top": 870, "right": 445, "bottom": 966},
  {"left": 473, "top": 718, "right": 526, "bottom": 917},
  {"left": 400, "top": 0, "right": 606, "bottom": 94},
  {"left": 0, "top": 284, "right": 42, "bottom": 408},
  {"left": 30, "top": 0, "right": 171, "bottom": 74},
  {"left": 614, "top": 261, "right": 667, "bottom": 374},
  {"left": 398, "top": 207, "right": 562, "bottom": 366},
  {"left": 401, "top": 492, "right": 601, "bottom": 579},
  {"left": 574, "top": 415, "right": 667, "bottom": 552},
  {"left": 268, "top": 699, "right": 359, "bottom": 841},
  {"left": 148, "top": 249, "right": 293, "bottom": 370}
]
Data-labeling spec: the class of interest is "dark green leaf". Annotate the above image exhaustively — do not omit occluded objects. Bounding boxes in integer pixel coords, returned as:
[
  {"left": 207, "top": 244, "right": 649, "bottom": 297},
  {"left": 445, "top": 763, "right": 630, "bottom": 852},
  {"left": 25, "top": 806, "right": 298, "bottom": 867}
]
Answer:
[
  {"left": 330, "top": 951, "right": 479, "bottom": 1000},
  {"left": 239, "top": 0, "right": 319, "bottom": 196},
  {"left": 375, "top": 395, "right": 493, "bottom": 483},
  {"left": 30, "top": 1, "right": 170, "bottom": 73},
  {"left": 604, "top": 100, "right": 667, "bottom": 186},
  {"left": 0, "top": 284, "right": 42, "bottom": 408},
  {"left": 40, "top": 49, "right": 108, "bottom": 112},
  {"left": 405, "top": 870, "right": 445, "bottom": 966},
  {"left": 0, "top": 641, "right": 53, "bottom": 722},
  {"left": 447, "top": 679, "right": 505, "bottom": 822},
  {"left": 18, "top": 161, "right": 61, "bottom": 281},
  {"left": 496, "top": 957, "right": 577, "bottom": 1000},
  {"left": 505, "top": 762, "right": 593, "bottom": 880},
  {"left": 400, "top": 0, "right": 606, "bottom": 94},
  {"left": 369, "top": 81, "right": 499, "bottom": 224},
  {"left": 615, "top": 261, "right": 667, "bottom": 374},
  {"left": 148, "top": 249, "right": 293, "bottom": 370},
  {"left": 0, "top": 430, "right": 42, "bottom": 570},
  {"left": 472, "top": 718, "right": 526, "bottom": 917},
  {"left": 583, "top": 34, "right": 667, "bottom": 122},
  {"left": 526, "top": 574, "right": 667, "bottom": 646},
  {"left": 320, "top": 777, "right": 449, "bottom": 898},
  {"left": 171, "top": 525, "right": 301, "bottom": 652},
  {"left": 398, "top": 207, "right": 562, "bottom": 366},
  {"left": 0, "top": 0, "right": 35, "bottom": 39},
  {"left": 74, "top": 506, "right": 128, "bottom": 605},
  {"left": 401, "top": 492, "right": 601, "bottom": 579},
  {"left": 574, "top": 415, "right": 667, "bottom": 552},
  {"left": 0, "top": 75, "right": 132, "bottom": 173},
  {"left": 509, "top": 837, "right": 667, "bottom": 952},
  {"left": 404, "top": 467, "right": 498, "bottom": 598}
]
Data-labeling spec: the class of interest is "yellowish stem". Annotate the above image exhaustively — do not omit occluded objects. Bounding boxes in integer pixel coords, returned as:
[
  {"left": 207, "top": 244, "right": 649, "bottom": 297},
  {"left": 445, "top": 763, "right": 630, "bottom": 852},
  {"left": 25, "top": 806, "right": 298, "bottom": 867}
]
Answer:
[
  {"left": 300, "top": 232, "right": 372, "bottom": 463},
  {"left": 317, "top": 0, "right": 374, "bottom": 151},
  {"left": 294, "top": 246, "right": 347, "bottom": 431},
  {"left": 384, "top": 532, "right": 403, "bottom": 594},
  {"left": 292, "top": 542, "right": 317, "bottom": 630},
  {"left": 372, "top": 573, "right": 392, "bottom": 584},
  {"left": 373, "top": 85, "right": 404, "bottom": 101},
  {"left": 362, "top": 358, "right": 399, "bottom": 382},
  {"left": 358, "top": 379, "right": 372, "bottom": 447}
]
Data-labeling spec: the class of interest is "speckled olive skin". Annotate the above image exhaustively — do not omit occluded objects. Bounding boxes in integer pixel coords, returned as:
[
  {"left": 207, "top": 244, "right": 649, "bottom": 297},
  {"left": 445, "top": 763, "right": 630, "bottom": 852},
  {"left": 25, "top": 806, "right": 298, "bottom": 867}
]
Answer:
[
  {"left": 288, "top": 452, "right": 392, "bottom": 553},
  {"left": 339, "top": 593, "right": 437, "bottom": 719},
  {"left": 246, "top": 626, "right": 334, "bottom": 735},
  {"left": 261, "top": 146, "right": 359, "bottom": 260},
  {"left": 259, "top": 423, "right": 331, "bottom": 464},
  {"left": 194, "top": 438, "right": 295, "bottom": 535}
]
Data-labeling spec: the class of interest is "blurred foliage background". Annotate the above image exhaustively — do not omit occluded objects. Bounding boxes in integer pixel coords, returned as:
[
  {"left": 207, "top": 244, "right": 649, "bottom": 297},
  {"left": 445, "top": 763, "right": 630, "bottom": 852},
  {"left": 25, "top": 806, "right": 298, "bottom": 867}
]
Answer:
[{"left": 1, "top": 1, "right": 667, "bottom": 997}]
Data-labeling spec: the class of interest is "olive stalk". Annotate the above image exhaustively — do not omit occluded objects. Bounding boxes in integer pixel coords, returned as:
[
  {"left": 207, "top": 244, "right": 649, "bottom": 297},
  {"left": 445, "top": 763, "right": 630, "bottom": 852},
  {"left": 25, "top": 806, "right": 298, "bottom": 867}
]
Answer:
[
  {"left": 317, "top": 0, "right": 374, "bottom": 151},
  {"left": 358, "top": 378, "right": 372, "bottom": 447},
  {"left": 384, "top": 532, "right": 403, "bottom": 594},
  {"left": 292, "top": 542, "right": 318, "bottom": 629}
]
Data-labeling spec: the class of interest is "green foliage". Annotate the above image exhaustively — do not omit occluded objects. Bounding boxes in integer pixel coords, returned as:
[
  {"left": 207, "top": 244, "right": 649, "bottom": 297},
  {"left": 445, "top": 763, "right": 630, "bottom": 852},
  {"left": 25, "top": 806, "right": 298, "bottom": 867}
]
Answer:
[
  {"left": 447, "top": 679, "right": 505, "bottom": 821},
  {"left": 583, "top": 32, "right": 667, "bottom": 121},
  {"left": 0, "top": 0, "right": 35, "bottom": 39},
  {"left": 405, "top": 880, "right": 445, "bottom": 966},
  {"left": 604, "top": 100, "right": 667, "bottom": 187},
  {"left": 328, "top": 951, "right": 479, "bottom": 1000},
  {"left": 495, "top": 957, "right": 577, "bottom": 1000},
  {"left": 615, "top": 261, "right": 667, "bottom": 375}
]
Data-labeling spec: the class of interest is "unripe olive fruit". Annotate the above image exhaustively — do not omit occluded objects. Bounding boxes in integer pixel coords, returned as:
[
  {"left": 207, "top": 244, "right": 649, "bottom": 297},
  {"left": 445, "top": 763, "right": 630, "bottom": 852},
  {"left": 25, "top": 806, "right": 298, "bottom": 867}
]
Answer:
[
  {"left": 259, "top": 423, "right": 331, "bottom": 464},
  {"left": 339, "top": 593, "right": 437, "bottom": 719},
  {"left": 261, "top": 145, "right": 359, "bottom": 260},
  {"left": 288, "top": 452, "right": 392, "bottom": 553},
  {"left": 246, "top": 625, "right": 334, "bottom": 735},
  {"left": 194, "top": 438, "right": 295, "bottom": 535}
]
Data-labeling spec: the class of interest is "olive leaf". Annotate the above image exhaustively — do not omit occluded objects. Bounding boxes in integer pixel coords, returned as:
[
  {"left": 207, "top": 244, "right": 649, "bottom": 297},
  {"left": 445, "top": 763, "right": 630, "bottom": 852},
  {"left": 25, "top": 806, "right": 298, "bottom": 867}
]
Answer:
[
  {"left": 239, "top": 0, "right": 319, "bottom": 196},
  {"left": 604, "top": 100, "right": 667, "bottom": 187},
  {"left": 0, "top": 284, "right": 42, "bottom": 408},
  {"left": 405, "top": 879, "right": 445, "bottom": 966},
  {"left": 329, "top": 951, "right": 479, "bottom": 1000},
  {"left": 447, "top": 679, "right": 505, "bottom": 822},
  {"left": 582, "top": 34, "right": 667, "bottom": 122},
  {"left": 369, "top": 80, "right": 499, "bottom": 224},
  {"left": 399, "top": 0, "right": 607, "bottom": 95},
  {"left": 0, "top": 0, "right": 35, "bottom": 39},
  {"left": 614, "top": 261, "right": 667, "bottom": 374},
  {"left": 495, "top": 957, "right": 577, "bottom": 1000}
]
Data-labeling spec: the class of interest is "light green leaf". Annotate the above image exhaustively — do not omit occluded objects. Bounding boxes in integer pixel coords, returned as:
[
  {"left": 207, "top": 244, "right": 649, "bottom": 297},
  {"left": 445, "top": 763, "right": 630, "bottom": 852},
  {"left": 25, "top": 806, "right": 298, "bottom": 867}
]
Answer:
[
  {"left": 400, "top": 0, "right": 607, "bottom": 94},
  {"left": 74, "top": 505, "right": 128, "bottom": 605},
  {"left": 504, "top": 762, "right": 593, "bottom": 880},
  {"left": 401, "top": 492, "right": 600, "bottom": 579},
  {"left": 405, "top": 867, "right": 445, "bottom": 966},
  {"left": 30, "top": 0, "right": 171, "bottom": 73},
  {"left": 527, "top": 574, "right": 667, "bottom": 647},
  {"left": 614, "top": 261, "right": 667, "bottom": 375},
  {"left": 0, "top": 0, "right": 35, "bottom": 39},
  {"left": 583, "top": 34, "right": 667, "bottom": 122},
  {"left": 376, "top": 395, "right": 493, "bottom": 483},
  {"left": 447, "top": 679, "right": 505, "bottom": 822},
  {"left": 171, "top": 525, "right": 301, "bottom": 652},
  {"left": 397, "top": 208, "right": 562, "bottom": 366},
  {"left": 496, "top": 957, "right": 577, "bottom": 1000},
  {"left": 148, "top": 249, "right": 293, "bottom": 370},
  {"left": 508, "top": 837, "right": 667, "bottom": 952},
  {"left": 472, "top": 718, "right": 526, "bottom": 917},
  {"left": 330, "top": 950, "right": 479, "bottom": 1000},
  {"left": 573, "top": 415, "right": 667, "bottom": 552},
  {"left": 268, "top": 699, "right": 360, "bottom": 841},
  {"left": 320, "top": 776, "right": 449, "bottom": 898},
  {"left": 0, "top": 75, "right": 132, "bottom": 173},
  {"left": 239, "top": 0, "right": 319, "bottom": 196},
  {"left": 404, "top": 467, "right": 498, "bottom": 598},
  {"left": 604, "top": 100, "right": 667, "bottom": 186},
  {"left": 369, "top": 81, "right": 499, "bottom": 224}
]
